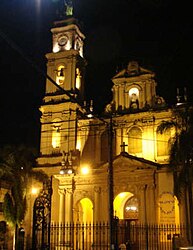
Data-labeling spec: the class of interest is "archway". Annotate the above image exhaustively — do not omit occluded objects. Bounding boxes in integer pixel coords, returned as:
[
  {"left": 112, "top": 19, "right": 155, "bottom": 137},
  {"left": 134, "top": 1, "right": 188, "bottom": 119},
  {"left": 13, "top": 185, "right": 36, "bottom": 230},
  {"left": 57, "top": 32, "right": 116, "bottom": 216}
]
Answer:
[
  {"left": 114, "top": 192, "right": 139, "bottom": 248},
  {"left": 114, "top": 192, "right": 139, "bottom": 221},
  {"left": 76, "top": 198, "right": 93, "bottom": 223}
]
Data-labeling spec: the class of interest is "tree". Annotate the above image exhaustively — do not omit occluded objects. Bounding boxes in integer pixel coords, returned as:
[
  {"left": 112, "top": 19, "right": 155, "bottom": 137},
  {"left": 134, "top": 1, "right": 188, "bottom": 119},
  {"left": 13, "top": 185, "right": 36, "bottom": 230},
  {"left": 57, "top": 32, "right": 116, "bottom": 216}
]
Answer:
[
  {"left": 157, "top": 104, "right": 193, "bottom": 243},
  {"left": 0, "top": 144, "right": 48, "bottom": 250}
]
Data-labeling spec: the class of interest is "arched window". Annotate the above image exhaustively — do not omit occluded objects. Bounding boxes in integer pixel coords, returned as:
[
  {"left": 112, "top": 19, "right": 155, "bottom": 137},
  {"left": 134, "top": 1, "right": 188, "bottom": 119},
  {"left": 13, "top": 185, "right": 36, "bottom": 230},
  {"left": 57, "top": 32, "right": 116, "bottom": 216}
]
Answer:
[
  {"left": 52, "top": 118, "right": 61, "bottom": 152},
  {"left": 52, "top": 126, "right": 61, "bottom": 149},
  {"left": 56, "top": 65, "right": 65, "bottom": 85},
  {"left": 128, "top": 127, "right": 142, "bottom": 155},
  {"left": 75, "top": 68, "right": 81, "bottom": 89},
  {"left": 129, "top": 87, "right": 139, "bottom": 109},
  {"left": 157, "top": 129, "right": 171, "bottom": 156}
]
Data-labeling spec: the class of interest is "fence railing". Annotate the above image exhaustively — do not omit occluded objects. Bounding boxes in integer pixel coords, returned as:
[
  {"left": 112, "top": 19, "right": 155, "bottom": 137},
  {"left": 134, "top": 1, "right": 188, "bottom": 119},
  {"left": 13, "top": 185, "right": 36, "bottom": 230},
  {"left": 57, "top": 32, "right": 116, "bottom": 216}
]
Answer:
[{"left": 34, "top": 222, "right": 190, "bottom": 250}]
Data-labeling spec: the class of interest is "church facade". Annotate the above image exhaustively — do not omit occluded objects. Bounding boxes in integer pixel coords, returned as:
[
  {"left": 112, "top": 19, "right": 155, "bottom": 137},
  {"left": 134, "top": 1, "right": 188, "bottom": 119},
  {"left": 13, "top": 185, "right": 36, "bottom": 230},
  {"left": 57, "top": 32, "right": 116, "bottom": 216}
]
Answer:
[{"left": 23, "top": 16, "right": 188, "bottom": 249}]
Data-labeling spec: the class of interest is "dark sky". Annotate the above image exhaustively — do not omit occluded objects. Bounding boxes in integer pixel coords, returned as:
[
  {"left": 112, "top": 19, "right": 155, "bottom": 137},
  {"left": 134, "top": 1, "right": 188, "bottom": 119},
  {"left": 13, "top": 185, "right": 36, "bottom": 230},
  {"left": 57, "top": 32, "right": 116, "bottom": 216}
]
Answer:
[{"left": 0, "top": 0, "right": 193, "bottom": 148}]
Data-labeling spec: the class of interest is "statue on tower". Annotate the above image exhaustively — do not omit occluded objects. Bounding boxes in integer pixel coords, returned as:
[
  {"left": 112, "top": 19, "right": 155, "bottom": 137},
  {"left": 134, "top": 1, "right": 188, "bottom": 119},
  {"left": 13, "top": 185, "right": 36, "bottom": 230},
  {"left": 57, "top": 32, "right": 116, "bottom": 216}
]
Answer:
[
  {"left": 64, "top": 0, "right": 73, "bottom": 16},
  {"left": 55, "top": 0, "right": 73, "bottom": 19}
]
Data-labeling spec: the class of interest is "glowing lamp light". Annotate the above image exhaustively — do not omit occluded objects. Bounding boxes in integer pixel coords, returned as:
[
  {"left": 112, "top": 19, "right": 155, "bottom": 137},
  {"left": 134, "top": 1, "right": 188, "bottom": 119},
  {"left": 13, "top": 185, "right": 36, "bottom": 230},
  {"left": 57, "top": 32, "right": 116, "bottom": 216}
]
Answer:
[
  {"left": 67, "top": 169, "right": 73, "bottom": 175},
  {"left": 59, "top": 152, "right": 75, "bottom": 175},
  {"left": 31, "top": 187, "right": 39, "bottom": 195},
  {"left": 81, "top": 166, "right": 90, "bottom": 175},
  {"left": 59, "top": 167, "right": 74, "bottom": 175},
  {"left": 59, "top": 168, "right": 65, "bottom": 175},
  {"left": 126, "top": 206, "right": 137, "bottom": 211},
  {"left": 87, "top": 113, "right": 93, "bottom": 118}
]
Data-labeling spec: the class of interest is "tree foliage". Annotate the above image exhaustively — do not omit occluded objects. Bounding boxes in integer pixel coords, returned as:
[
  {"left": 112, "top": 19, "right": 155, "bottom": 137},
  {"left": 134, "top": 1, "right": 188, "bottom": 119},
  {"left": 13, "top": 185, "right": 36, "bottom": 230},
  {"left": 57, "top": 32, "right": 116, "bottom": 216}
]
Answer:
[
  {"left": 0, "top": 144, "right": 48, "bottom": 228},
  {"left": 157, "top": 105, "right": 193, "bottom": 200}
]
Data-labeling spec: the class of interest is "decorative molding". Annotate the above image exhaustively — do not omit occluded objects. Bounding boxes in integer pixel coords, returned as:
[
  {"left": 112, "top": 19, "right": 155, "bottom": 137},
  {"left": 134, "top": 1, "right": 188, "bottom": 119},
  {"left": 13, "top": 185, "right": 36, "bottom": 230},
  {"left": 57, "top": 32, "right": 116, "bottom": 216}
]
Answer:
[
  {"left": 58, "top": 188, "right": 66, "bottom": 196},
  {"left": 94, "top": 186, "right": 101, "bottom": 194},
  {"left": 158, "top": 191, "right": 175, "bottom": 215}
]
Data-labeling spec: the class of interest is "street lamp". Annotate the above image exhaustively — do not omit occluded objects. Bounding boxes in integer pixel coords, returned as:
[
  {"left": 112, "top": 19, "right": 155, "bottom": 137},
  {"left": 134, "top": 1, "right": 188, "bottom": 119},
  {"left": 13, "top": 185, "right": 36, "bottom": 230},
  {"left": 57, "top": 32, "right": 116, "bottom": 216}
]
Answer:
[
  {"left": 60, "top": 152, "right": 75, "bottom": 175},
  {"left": 80, "top": 164, "right": 90, "bottom": 175},
  {"left": 59, "top": 151, "right": 76, "bottom": 218},
  {"left": 31, "top": 187, "right": 39, "bottom": 195}
]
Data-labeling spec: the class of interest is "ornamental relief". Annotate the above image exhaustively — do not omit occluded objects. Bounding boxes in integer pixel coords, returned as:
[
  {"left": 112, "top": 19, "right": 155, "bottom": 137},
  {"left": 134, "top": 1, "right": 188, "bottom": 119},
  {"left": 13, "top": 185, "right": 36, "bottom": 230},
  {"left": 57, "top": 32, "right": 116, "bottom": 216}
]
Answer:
[
  {"left": 137, "top": 183, "right": 154, "bottom": 192},
  {"left": 75, "top": 177, "right": 93, "bottom": 185},
  {"left": 58, "top": 188, "right": 66, "bottom": 196},
  {"left": 74, "top": 189, "right": 94, "bottom": 203},
  {"left": 47, "top": 59, "right": 55, "bottom": 65},
  {"left": 114, "top": 121, "right": 131, "bottom": 128},
  {"left": 94, "top": 186, "right": 101, "bottom": 194},
  {"left": 114, "top": 184, "right": 137, "bottom": 196},
  {"left": 114, "top": 174, "right": 145, "bottom": 183},
  {"left": 78, "top": 125, "right": 90, "bottom": 132},
  {"left": 78, "top": 120, "right": 90, "bottom": 127},
  {"left": 61, "top": 114, "right": 71, "bottom": 120},
  {"left": 41, "top": 112, "right": 53, "bottom": 122},
  {"left": 59, "top": 178, "right": 75, "bottom": 186}
]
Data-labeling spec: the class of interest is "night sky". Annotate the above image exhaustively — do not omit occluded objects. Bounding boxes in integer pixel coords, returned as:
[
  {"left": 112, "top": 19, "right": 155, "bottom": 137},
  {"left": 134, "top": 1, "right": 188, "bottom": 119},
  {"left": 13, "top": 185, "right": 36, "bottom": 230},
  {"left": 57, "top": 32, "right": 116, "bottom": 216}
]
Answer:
[{"left": 0, "top": 0, "right": 193, "bottom": 149}]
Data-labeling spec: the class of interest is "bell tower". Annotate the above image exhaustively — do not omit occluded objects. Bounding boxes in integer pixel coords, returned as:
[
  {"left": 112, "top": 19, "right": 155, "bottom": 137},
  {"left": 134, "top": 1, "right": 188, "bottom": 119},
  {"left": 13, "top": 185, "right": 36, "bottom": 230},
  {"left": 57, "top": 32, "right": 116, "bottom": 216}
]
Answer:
[
  {"left": 38, "top": 6, "right": 86, "bottom": 167},
  {"left": 45, "top": 17, "right": 86, "bottom": 101},
  {"left": 108, "top": 61, "right": 165, "bottom": 113}
]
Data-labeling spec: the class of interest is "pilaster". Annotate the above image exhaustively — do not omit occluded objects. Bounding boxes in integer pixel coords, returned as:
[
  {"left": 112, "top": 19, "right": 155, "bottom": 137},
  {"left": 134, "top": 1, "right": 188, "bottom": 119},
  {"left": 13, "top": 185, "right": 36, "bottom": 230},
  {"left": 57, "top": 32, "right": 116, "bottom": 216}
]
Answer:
[{"left": 94, "top": 186, "right": 101, "bottom": 222}]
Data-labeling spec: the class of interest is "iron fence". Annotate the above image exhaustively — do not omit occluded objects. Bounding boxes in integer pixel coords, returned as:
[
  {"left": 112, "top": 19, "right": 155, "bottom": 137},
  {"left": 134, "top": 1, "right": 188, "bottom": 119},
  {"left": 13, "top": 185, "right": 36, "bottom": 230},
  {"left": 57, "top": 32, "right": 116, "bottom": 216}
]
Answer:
[{"left": 33, "top": 222, "right": 190, "bottom": 250}]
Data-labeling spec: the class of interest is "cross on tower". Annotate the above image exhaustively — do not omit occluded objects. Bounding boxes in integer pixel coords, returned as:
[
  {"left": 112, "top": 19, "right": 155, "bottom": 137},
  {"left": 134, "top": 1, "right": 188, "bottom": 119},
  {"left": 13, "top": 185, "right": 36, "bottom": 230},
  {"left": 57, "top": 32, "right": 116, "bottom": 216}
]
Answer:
[{"left": 120, "top": 142, "right": 128, "bottom": 153}]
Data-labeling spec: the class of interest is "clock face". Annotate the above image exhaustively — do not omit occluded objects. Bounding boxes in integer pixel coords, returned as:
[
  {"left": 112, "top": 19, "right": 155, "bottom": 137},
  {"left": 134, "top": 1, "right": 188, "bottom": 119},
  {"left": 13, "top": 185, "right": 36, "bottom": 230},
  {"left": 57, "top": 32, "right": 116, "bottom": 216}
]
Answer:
[{"left": 58, "top": 36, "right": 68, "bottom": 46}]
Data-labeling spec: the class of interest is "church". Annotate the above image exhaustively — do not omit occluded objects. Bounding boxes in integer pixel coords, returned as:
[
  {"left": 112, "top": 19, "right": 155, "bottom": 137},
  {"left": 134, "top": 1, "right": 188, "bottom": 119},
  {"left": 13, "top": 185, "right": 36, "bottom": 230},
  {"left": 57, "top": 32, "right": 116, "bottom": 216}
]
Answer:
[{"left": 21, "top": 8, "right": 190, "bottom": 250}]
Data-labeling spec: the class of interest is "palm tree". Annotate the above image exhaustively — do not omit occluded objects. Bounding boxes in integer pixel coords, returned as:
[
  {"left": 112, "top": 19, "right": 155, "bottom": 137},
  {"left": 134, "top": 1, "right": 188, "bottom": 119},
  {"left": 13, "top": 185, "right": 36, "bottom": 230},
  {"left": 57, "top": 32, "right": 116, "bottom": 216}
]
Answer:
[
  {"left": 157, "top": 104, "right": 193, "bottom": 243},
  {"left": 0, "top": 144, "right": 48, "bottom": 250}
]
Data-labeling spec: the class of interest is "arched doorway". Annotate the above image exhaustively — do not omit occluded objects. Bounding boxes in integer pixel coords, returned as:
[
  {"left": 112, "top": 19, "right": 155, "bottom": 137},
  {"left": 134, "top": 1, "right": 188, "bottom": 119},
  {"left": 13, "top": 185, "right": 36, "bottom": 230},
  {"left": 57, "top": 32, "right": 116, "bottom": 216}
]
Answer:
[
  {"left": 114, "top": 193, "right": 139, "bottom": 247},
  {"left": 114, "top": 192, "right": 139, "bottom": 221},
  {"left": 74, "top": 198, "right": 93, "bottom": 249},
  {"left": 75, "top": 198, "right": 93, "bottom": 223}
]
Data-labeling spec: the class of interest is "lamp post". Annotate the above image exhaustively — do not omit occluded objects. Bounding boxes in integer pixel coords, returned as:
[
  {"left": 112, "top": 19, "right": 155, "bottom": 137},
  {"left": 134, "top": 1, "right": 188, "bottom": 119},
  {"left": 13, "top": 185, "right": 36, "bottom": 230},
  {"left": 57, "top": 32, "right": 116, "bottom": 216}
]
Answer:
[
  {"left": 60, "top": 151, "right": 75, "bottom": 175},
  {"left": 108, "top": 115, "right": 115, "bottom": 250},
  {"left": 59, "top": 151, "right": 76, "bottom": 224},
  {"left": 99, "top": 113, "right": 115, "bottom": 250},
  {"left": 59, "top": 151, "right": 76, "bottom": 248}
]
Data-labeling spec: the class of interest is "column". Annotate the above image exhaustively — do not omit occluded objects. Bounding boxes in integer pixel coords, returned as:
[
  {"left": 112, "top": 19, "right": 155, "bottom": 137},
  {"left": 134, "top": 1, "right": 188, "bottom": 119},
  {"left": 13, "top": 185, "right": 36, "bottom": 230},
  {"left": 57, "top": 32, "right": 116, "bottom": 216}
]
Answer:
[
  {"left": 119, "top": 84, "right": 124, "bottom": 109},
  {"left": 147, "top": 184, "right": 156, "bottom": 223},
  {"left": 114, "top": 86, "right": 119, "bottom": 110},
  {"left": 125, "top": 90, "right": 129, "bottom": 109},
  {"left": 65, "top": 189, "right": 73, "bottom": 223},
  {"left": 94, "top": 187, "right": 101, "bottom": 222},
  {"left": 58, "top": 188, "right": 66, "bottom": 246},
  {"left": 138, "top": 184, "right": 146, "bottom": 223},
  {"left": 58, "top": 188, "right": 66, "bottom": 223}
]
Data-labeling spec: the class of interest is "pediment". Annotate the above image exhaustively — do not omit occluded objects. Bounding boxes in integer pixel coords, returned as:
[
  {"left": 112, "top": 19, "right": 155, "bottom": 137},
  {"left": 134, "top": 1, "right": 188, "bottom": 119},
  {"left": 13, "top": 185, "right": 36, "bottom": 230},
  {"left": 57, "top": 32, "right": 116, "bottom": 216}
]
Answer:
[
  {"left": 112, "top": 61, "right": 154, "bottom": 79},
  {"left": 101, "top": 152, "right": 161, "bottom": 173}
]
